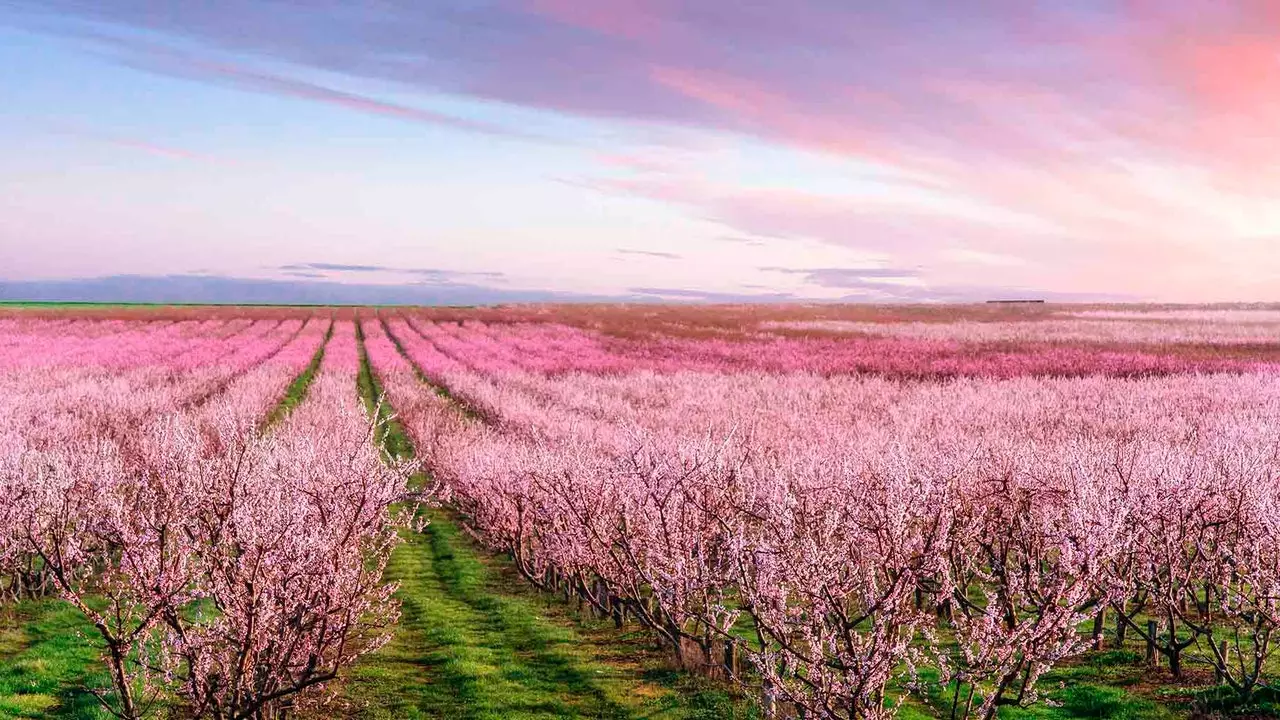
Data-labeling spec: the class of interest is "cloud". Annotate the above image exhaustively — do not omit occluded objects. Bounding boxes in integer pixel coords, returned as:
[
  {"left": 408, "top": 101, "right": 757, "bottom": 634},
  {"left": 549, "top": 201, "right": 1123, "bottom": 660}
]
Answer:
[
  {"left": 70, "top": 33, "right": 537, "bottom": 139},
  {"left": 15, "top": 1, "right": 1280, "bottom": 175},
  {"left": 40, "top": 120, "right": 225, "bottom": 163},
  {"left": 834, "top": 283, "right": 1137, "bottom": 304},
  {"left": 9, "top": 1, "right": 1280, "bottom": 298},
  {"left": 628, "top": 286, "right": 797, "bottom": 302},
  {"left": 274, "top": 262, "right": 509, "bottom": 286},
  {"left": 589, "top": 173, "right": 1062, "bottom": 273},
  {"left": 616, "top": 248, "right": 682, "bottom": 260},
  {"left": 754, "top": 265, "right": 936, "bottom": 299},
  {"left": 403, "top": 267, "right": 506, "bottom": 279},
  {"left": 761, "top": 266, "right": 922, "bottom": 287},
  {"left": 72, "top": 135, "right": 209, "bottom": 161},
  {"left": 748, "top": 265, "right": 1130, "bottom": 304},
  {"left": 280, "top": 262, "right": 387, "bottom": 272}
]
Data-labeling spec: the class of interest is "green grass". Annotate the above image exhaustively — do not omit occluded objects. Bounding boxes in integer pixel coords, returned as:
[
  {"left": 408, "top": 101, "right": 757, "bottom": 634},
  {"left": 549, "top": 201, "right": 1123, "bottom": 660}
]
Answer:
[
  {"left": 902, "top": 649, "right": 1184, "bottom": 720},
  {"left": 342, "top": 509, "right": 756, "bottom": 719},
  {"left": 1186, "top": 683, "right": 1280, "bottom": 717},
  {"left": 0, "top": 603, "right": 112, "bottom": 720},
  {"left": 347, "top": 316, "right": 756, "bottom": 719},
  {"left": 261, "top": 317, "right": 333, "bottom": 428}
]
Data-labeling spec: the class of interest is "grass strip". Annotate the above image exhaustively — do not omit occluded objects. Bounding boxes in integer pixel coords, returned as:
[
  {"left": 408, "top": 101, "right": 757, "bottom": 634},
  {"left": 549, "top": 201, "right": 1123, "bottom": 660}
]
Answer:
[
  {"left": 347, "top": 314, "right": 756, "bottom": 719},
  {"left": 261, "top": 316, "right": 334, "bottom": 429}
]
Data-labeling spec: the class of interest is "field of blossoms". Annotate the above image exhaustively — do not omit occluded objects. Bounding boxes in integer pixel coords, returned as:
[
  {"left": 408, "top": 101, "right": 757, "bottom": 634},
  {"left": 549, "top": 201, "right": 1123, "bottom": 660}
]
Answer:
[{"left": 4, "top": 304, "right": 1280, "bottom": 720}]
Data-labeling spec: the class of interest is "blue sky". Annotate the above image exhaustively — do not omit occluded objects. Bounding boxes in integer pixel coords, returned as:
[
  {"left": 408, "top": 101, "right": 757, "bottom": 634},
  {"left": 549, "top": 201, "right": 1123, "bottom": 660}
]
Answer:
[{"left": 3, "top": 1, "right": 1279, "bottom": 302}]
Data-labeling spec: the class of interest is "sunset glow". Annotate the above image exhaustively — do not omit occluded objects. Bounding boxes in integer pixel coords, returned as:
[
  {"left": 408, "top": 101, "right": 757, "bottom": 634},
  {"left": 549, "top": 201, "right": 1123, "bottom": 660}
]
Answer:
[{"left": 2, "top": 1, "right": 1279, "bottom": 301}]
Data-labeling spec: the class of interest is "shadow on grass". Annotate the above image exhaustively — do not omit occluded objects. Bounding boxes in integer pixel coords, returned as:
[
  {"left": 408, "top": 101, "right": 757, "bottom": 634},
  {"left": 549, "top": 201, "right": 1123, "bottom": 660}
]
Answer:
[
  {"left": 342, "top": 511, "right": 680, "bottom": 719},
  {"left": 0, "top": 601, "right": 112, "bottom": 720}
]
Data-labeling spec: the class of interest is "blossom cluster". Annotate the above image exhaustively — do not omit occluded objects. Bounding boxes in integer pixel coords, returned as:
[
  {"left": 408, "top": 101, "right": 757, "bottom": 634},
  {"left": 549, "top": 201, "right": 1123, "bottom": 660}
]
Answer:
[
  {"left": 763, "top": 313, "right": 1280, "bottom": 346},
  {"left": 367, "top": 313, "right": 1280, "bottom": 719},
  {"left": 0, "top": 318, "right": 418, "bottom": 719}
]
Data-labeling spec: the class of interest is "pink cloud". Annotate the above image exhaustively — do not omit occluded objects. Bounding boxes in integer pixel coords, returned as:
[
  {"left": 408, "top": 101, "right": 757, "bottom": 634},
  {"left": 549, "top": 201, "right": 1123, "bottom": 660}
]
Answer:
[
  {"left": 13, "top": 0, "right": 1280, "bottom": 298},
  {"left": 96, "top": 37, "right": 533, "bottom": 139},
  {"left": 43, "top": 121, "right": 227, "bottom": 164},
  {"left": 527, "top": 0, "right": 669, "bottom": 41}
]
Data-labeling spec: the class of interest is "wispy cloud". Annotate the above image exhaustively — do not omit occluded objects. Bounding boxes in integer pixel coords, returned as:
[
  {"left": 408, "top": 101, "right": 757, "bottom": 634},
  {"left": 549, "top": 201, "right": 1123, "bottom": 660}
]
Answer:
[
  {"left": 616, "top": 248, "right": 682, "bottom": 260},
  {"left": 628, "top": 286, "right": 797, "bottom": 302},
  {"left": 762, "top": 266, "right": 922, "bottom": 288},
  {"left": 276, "top": 262, "right": 508, "bottom": 284},
  {"left": 42, "top": 120, "right": 225, "bottom": 163},
  {"left": 280, "top": 262, "right": 387, "bottom": 273},
  {"left": 718, "top": 236, "right": 768, "bottom": 247},
  {"left": 74, "top": 33, "right": 536, "bottom": 139},
  {"left": 9, "top": 1, "right": 1280, "bottom": 298},
  {"left": 404, "top": 267, "right": 506, "bottom": 279}
]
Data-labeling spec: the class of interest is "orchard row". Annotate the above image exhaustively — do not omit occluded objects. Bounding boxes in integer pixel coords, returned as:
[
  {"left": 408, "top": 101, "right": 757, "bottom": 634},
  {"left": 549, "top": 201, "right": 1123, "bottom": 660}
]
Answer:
[
  {"left": 1, "top": 318, "right": 423, "bottom": 719},
  {"left": 368, "top": 314, "right": 1280, "bottom": 719},
  {"left": 4, "top": 312, "right": 1280, "bottom": 720}
]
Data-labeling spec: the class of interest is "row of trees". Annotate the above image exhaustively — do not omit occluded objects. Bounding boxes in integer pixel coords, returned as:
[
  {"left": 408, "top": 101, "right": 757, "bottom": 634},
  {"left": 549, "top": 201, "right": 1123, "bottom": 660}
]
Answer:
[
  {"left": 1, "top": 316, "right": 322, "bottom": 602},
  {"left": 370, "top": 314, "right": 1280, "bottom": 719},
  {"left": 5, "top": 310, "right": 1271, "bottom": 718},
  {"left": 380, "top": 312, "right": 1259, "bottom": 379},
  {"left": 0, "top": 320, "right": 424, "bottom": 719}
]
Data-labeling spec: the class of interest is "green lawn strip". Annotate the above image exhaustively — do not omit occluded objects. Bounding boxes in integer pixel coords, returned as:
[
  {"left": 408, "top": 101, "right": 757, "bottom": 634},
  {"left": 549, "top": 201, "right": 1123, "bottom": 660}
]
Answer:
[
  {"left": 454, "top": 518, "right": 758, "bottom": 720},
  {"left": 261, "top": 314, "right": 334, "bottom": 428},
  {"left": 355, "top": 315, "right": 416, "bottom": 462},
  {"left": 349, "top": 315, "right": 755, "bottom": 719},
  {"left": 897, "top": 633, "right": 1196, "bottom": 720},
  {"left": 342, "top": 508, "right": 756, "bottom": 720},
  {"left": 988, "top": 650, "right": 1180, "bottom": 720},
  {"left": 0, "top": 602, "right": 113, "bottom": 720},
  {"left": 344, "top": 510, "right": 629, "bottom": 719}
]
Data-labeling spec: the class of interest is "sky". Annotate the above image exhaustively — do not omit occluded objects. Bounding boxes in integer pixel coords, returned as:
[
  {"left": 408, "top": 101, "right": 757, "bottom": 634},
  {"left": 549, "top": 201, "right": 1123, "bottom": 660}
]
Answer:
[{"left": 1, "top": 1, "right": 1279, "bottom": 303}]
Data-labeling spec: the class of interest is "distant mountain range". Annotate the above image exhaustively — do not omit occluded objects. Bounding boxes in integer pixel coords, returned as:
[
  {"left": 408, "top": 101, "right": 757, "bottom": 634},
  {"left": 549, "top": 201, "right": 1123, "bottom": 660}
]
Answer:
[
  {"left": 0, "top": 273, "right": 1128, "bottom": 306},
  {"left": 0, "top": 274, "right": 796, "bottom": 305}
]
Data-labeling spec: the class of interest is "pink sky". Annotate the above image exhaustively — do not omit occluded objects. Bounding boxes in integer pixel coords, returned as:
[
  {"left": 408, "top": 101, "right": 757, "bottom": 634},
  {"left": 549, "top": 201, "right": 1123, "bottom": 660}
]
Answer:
[{"left": 2, "top": 0, "right": 1279, "bottom": 302}]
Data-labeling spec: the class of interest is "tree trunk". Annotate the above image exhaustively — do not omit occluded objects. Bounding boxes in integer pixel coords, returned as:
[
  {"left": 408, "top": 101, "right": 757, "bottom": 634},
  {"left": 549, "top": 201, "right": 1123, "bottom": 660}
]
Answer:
[
  {"left": 981, "top": 670, "right": 1019, "bottom": 720},
  {"left": 1091, "top": 608, "right": 1106, "bottom": 650},
  {"left": 106, "top": 640, "right": 139, "bottom": 720},
  {"left": 761, "top": 679, "right": 777, "bottom": 718},
  {"left": 723, "top": 639, "right": 739, "bottom": 679}
]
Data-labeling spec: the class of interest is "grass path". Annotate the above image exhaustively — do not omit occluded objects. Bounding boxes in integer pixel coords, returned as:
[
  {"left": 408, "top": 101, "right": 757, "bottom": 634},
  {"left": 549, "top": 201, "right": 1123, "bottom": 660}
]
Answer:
[
  {"left": 0, "top": 604, "right": 109, "bottom": 720},
  {"left": 348, "top": 316, "right": 752, "bottom": 720},
  {"left": 342, "top": 510, "right": 719, "bottom": 720}
]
